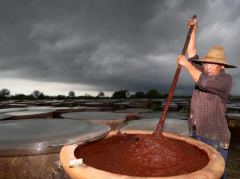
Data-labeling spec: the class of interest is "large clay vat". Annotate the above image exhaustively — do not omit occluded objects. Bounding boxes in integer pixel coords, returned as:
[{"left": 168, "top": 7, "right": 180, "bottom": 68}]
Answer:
[
  {"left": 49, "top": 107, "right": 85, "bottom": 118},
  {"left": 84, "top": 102, "right": 104, "bottom": 107},
  {"left": 133, "top": 111, "right": 188, "bottom": 120},
  {"left": 0, "top": 119, "right": 110, "bottom": 179},
  {"left": 0, "top": 113, "right": 12, "bottom": 121},
  {"left": 116, "top": 118, "right": 189, "bottom": 136},
  {"left": 61, "top": 112, "right": 127, "bottom": 130},
  {"left": 4, "top": 109, "right": 56, "bottom": 120},
  {"left": 114, "top": 108, "right": 153, "bottom": 121},
  {"left": 60, "top": 130, "right": 225, "bottom": 179}
]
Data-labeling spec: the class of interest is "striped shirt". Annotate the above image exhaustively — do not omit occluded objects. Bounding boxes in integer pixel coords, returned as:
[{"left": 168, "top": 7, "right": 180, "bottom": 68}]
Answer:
[{"left": 188, "top": 55, "right": 232, "bottom": 147}]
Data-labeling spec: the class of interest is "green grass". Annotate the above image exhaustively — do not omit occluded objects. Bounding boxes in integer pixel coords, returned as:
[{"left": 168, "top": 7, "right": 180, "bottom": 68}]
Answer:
[
  {"left": 179, "top": 108, "right": 190, "bottom": 115},
  {"left": 149, "top": 103, "right": 161, "bottom": 111}
]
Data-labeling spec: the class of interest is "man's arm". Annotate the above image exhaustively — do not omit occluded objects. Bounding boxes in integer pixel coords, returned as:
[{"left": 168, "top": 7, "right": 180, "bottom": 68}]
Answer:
[
  {"left": 187, "top": 20, "right": 198, "bottom": 58},
  {"left": 177, "top": 18, "right": 201, "bottom": 82}
]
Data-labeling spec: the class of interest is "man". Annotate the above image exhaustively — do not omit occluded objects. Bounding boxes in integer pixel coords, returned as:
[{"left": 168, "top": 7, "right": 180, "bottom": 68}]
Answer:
[{"left": 177, "top": 18, "right": 237, "bottom": 179}]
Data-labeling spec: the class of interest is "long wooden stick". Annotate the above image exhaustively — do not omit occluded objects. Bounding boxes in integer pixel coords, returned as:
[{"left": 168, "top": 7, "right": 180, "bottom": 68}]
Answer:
[{"left": 154, "top": 15, "right": 197, "bottom": 137}]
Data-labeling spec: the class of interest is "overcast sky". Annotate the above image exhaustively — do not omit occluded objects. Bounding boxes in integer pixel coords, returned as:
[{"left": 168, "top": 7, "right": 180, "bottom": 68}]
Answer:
[{"left": 0, "top": 0, "right": 239, "bottom": 97}]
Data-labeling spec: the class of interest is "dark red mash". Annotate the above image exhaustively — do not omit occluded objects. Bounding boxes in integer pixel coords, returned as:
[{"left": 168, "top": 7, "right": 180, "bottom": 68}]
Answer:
[{"left": 75, "top": 133, "right": 209, "bottom": 177}]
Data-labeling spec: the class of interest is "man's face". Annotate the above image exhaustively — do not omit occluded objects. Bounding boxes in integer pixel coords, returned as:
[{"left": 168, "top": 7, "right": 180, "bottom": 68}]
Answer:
[{"left": 203, "top": 63, "right": 224, "bottom": 75}]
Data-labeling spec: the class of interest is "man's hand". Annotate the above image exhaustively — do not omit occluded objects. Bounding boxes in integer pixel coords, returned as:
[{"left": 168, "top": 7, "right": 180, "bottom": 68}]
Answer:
[
  {"left": 187, "top": 19, "right": 198, "bottom": 33},
  {"left": 177, "top": 55, "right": 190, "bottom": 67},
  {"left": 187, "top": 17, "right": 198, "bottom": 58},
  {"left": 177, "top": 55, "right": 202, "bottom": 82}
]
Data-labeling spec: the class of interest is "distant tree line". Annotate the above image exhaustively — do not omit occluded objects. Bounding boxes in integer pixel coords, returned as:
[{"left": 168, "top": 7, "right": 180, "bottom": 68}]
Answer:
[
  {"left": 0, "top": 93, "right": 96, "bottom": 101},
  {"left": 0, "top": 89, "right": 239, "bottom": 101},
  {"left": 112, "top": 89, "right": 168, "bottom": 99},
  {"left": 0, "top": 89, "right": 190, "bottom": 101}
]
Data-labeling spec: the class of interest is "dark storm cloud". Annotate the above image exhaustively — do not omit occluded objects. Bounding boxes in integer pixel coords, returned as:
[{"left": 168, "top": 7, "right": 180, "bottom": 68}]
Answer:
[{"left": 0, "top": 0, "right": 239, "bottom": 95}]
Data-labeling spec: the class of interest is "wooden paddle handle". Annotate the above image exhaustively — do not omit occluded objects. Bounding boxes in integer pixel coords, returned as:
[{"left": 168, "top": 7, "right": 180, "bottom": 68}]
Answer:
[{"left": 154, "top": 15, "right": 197, "bottom": 136}]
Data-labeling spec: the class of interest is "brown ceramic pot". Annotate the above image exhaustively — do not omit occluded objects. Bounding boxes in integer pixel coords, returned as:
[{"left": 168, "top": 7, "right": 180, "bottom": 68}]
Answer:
[
  {"left": 60, "top": 130, "right": 224, "bottom": 179},
  {"left": 80, "top": 118, "right": 127, "bottom": 130},
  {"left": 0, "top": 146, "right": 61, "bottom": 179}
]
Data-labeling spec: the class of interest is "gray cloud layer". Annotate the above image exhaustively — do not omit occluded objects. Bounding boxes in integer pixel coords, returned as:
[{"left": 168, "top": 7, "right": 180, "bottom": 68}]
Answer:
[{"left": 0, "top": 0, "right": 239, "bottom": 95}]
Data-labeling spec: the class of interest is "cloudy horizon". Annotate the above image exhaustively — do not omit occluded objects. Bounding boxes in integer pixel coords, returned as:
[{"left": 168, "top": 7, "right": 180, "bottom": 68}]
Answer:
[{"left": 0, "top": 0, "right": 239, "bottom": 97}]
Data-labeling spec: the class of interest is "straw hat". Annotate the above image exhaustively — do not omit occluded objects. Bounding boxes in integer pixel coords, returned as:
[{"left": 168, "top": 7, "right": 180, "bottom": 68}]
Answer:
[{"left": 192, "top": 46, "right": 237, "bottom": 68}]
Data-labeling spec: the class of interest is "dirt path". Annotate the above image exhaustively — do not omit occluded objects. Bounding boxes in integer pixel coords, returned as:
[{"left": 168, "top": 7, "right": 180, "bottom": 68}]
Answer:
[{"left": 226, "top": 145, "right": 240, "bottom": 179}]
